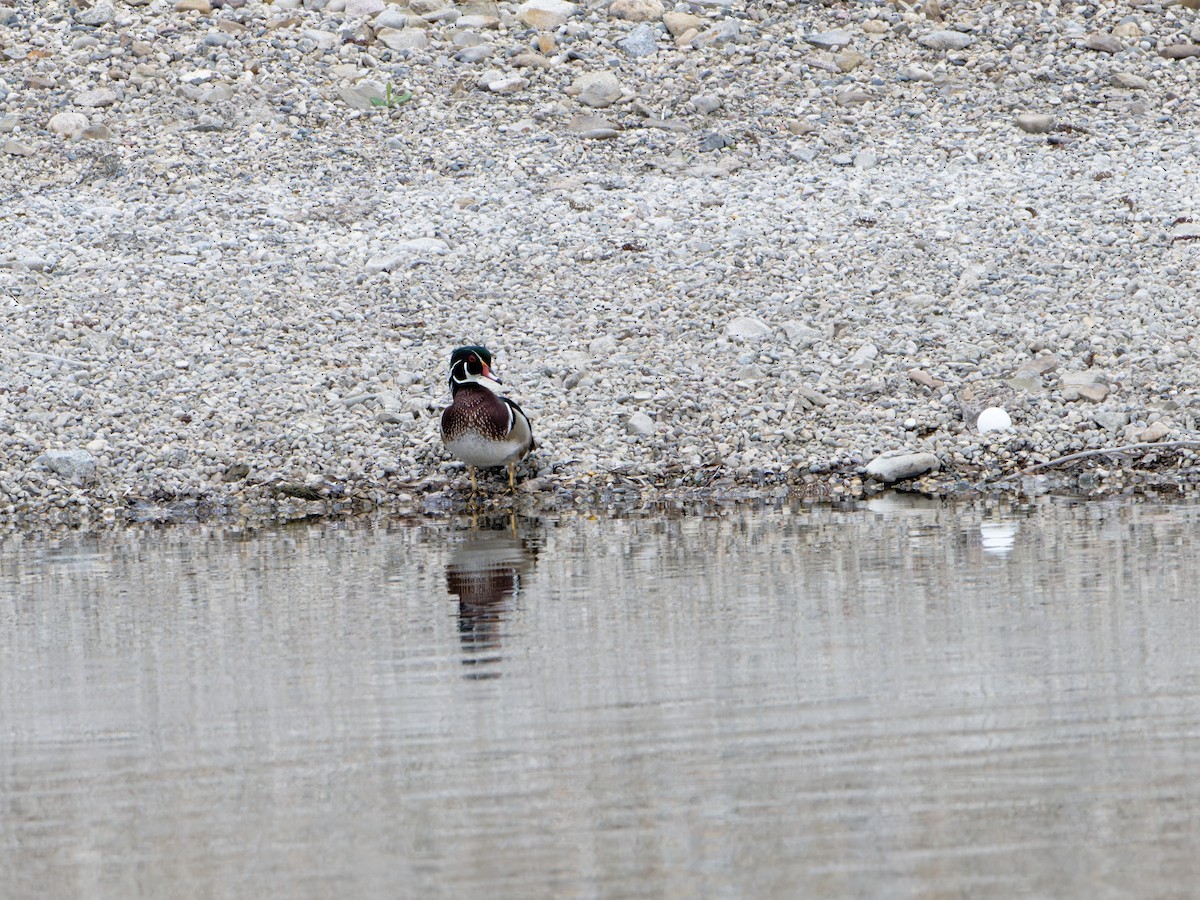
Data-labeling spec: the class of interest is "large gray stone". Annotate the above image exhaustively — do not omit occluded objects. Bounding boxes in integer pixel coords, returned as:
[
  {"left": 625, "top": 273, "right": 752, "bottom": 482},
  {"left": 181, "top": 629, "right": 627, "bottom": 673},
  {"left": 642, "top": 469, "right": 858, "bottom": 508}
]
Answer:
[
  {"left": 36, "top": 449, "right": 98, "bottom": 485},
  {"left": 865, "top": 452, "right": 939, "bottom": 483}
]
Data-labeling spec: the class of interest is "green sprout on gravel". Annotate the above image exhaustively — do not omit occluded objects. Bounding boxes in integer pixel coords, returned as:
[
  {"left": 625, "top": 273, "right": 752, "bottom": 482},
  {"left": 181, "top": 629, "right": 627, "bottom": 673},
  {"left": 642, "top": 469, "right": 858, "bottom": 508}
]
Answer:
[{"left": 370, "top": 83, "right": 413, "bottom": 109}]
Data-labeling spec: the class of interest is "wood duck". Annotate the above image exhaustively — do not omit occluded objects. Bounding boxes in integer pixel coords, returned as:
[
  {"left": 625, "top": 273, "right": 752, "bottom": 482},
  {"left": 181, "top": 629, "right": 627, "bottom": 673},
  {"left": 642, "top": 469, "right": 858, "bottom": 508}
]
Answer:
[{"left": 440, "top": 346, "right": 534, "bottom": 492}]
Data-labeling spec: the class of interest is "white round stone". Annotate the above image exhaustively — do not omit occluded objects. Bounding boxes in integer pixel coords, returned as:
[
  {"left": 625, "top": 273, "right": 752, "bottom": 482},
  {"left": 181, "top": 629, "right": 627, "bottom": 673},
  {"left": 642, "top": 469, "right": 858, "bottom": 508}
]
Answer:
[{"left": 978, "top": 407, "right": 1013, "bottom": 433}]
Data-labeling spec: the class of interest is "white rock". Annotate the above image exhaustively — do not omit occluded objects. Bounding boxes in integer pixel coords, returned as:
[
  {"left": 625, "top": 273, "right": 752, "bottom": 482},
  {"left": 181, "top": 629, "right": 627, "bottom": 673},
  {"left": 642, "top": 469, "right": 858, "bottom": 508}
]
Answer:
[
  {"left": 865, "top": 452, "right": 940, "bottom": 483},
  {"left": 345, "top": 0, "right": 385, "bottom": 16},
  {"left": 569, "top": 72, "right": 624, "bottom": 109},
  {"left": 517, "top": 0, "right": 576, "bottom": 29},
  {"left": 918, "top": 30, "right": 974, "bottom": 51},
  {"left": 627, "top": 412, "right": 655, "bottom": 436},
  {"left": 377, "top": 27, "right": 429, "bottom": 50},
  {"left": 977, "top": 407, "right": 1013, "bottom": 433},
  {"left": 49, "top": 112, "right": 90, "bottom": 138},
  {"left": 726, "top": 317, "right": 772, "bottom": 341}
]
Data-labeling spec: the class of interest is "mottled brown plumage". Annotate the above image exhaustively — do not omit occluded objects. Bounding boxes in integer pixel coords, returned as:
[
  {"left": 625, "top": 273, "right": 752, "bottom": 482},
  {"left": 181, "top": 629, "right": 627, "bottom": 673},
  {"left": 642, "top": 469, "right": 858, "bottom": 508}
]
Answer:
[{"left": 440, "top": 346, "right": 534, "bottom": 492}]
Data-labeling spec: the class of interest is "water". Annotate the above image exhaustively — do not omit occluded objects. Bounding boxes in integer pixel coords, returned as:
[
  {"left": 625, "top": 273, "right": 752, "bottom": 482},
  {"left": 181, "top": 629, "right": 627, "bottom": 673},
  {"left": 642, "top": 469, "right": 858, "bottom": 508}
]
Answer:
[{"left": 2, "top": 497, "right": 1200, "bottom": 898}]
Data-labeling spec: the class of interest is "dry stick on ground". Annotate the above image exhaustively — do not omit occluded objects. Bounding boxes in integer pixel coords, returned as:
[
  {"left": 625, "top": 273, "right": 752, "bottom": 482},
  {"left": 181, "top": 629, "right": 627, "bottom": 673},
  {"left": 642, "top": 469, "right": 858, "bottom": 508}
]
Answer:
[{"left": 984, "top": 440, "right": 1200, "bottom": 484}]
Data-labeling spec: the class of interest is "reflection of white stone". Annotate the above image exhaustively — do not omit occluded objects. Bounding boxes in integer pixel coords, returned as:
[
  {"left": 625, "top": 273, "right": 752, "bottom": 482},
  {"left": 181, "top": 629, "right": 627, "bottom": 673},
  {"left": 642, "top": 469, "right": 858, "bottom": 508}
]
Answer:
[
  {"left": 978, "top": 406, "right": 1013, "bottom": 433},
  {"left": 980, "top": 521, "right": 1017, "bottom": 556}
]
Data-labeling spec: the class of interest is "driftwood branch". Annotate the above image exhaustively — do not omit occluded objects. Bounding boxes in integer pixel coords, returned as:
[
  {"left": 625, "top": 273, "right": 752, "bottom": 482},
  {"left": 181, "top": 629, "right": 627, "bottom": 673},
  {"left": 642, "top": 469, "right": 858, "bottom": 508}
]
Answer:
[{"left": 987, "top": 440, "right": 1200, "bottom": 483}]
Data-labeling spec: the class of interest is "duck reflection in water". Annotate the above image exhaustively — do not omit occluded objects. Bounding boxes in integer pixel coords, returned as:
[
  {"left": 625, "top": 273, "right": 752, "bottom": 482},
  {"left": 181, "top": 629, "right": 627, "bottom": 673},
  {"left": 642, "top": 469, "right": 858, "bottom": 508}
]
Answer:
[{"left": 444, "top": 513, "right": 536, "bottom": 678}]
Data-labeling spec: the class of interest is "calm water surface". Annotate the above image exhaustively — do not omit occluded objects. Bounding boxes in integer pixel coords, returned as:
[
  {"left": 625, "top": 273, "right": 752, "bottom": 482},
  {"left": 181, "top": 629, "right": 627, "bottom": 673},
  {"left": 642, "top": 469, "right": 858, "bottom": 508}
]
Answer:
[{"left": 2, "top": 497, "right": 1200, "bottom": 898}]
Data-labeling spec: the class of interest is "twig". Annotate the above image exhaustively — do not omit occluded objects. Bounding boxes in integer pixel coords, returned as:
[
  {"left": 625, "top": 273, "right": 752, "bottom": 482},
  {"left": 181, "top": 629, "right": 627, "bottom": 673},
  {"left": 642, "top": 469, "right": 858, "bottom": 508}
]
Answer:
[
  {"left": 3, "top": 350, "right": 90, "bottom": 369},
  {"left": 985, "top": 440, "right": 1200, "bottom": 484}
]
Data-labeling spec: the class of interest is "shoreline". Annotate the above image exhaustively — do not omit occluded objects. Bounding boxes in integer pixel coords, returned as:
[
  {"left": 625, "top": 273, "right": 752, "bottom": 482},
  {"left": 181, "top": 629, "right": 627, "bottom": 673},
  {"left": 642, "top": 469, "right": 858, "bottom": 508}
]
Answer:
[{"left": 4, "top": 0, "right": 1200, "bottom": 531}]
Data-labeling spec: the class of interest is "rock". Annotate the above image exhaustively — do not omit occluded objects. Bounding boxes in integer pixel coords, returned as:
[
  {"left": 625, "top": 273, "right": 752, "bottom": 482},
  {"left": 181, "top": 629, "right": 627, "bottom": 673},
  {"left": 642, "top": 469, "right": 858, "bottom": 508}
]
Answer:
[
  {"left": 373, "top": 9, "right": 409, "bottom": 29},
  {"left": 569, "top": 72, "right": 624, "bottom": 109},
  {"left": 853, "top": 149, "right": 877, "bottom": 168},
  {"left": 908, "top": 368, "right": 945, "bottom": 390},
  {"left": 339, "top": 81, "right": 386, "bottom": 110},
  {"left": 1085, "top": 33, "right": 1123, "bottom": 54},
  {"left": 3, "top": 139, "right": 34, "bottom": 157},
  {"left": 862, "top": 20, "right": 888, "bottom": 35},
  {"left": 663, "top": 12, "right": 703, "bottom": 37},
  {"left": 36, "top": 449, "right": 98, "bottom": 485},
  {"left": 918, "top": 30, "right": 974, "bottom": 51},
  {"left": 175, "top": 0, "right": 211, "bottom": 11},
  {"left": 589, "top": 335, "right": 618, "bottom": 356},
  {"left": 1160, "top": 44, "right": 1200, "bottom": 60},
  {"left": 699, "top": 132, "right": 734, "bottom": 152},
  {"left": 619, "top": 24, "right": 659, "bottom": 57},
  {"left": 835, "top": 90, "right": 871, "bottom": 107},
  {"left": 1060, "top": 371, "right": 1110, "bottom": 403},
  {"left": 1135, "top": 421, "right": 1171, "bottom": 443},
  {"left": 691, "top": 94, "right": 722, "bottom": 115},
  {"left": 49, "top": 112, "right": 90, "bottom": 138},
  {"left": 692, "top": 19, "right": 739, "bottom": 48},
  {"left": 835, "top": 51, "right": 866, "bottom": 72},
  {"left": 726, "top": 317, "right": 772, "bottom": 341},
  {"left": 377, "top": 27, "right": 429, "bottom": 50},
  {"left": 626, "top": 411, "right": 656, "bottom": 437},
  {"left": 1015, "top": 113, "right": 1055, "bottom": 134},
  {"left": 1110, "top": 73, "right": 1149, "bottom": 90},
  {"left": 457, "top": 46, "right": 495, "bottom": 64},
  {"left": 781, "top": 322, "right": 820, "bottom": 349},
  {"left": 567, "top": 114, "right": 619, "bottom": 138},
  {"left": 516, "top": 0, "right": 576, "bottom": 29},
  {"left": 899, "top": 64, "right": 934, "bottom": 82},
  {"left": 977, "top": 407, "right": 1013, "bottom": 433},
  {"left": 365, "top": 238, "right": 450, "bottom": 273},
  {"left": 82, "top": 124, "right": 112, "bottom": 140},
  {"left": 1007, "top": 372, "right": 1043, "bottom": 393},
  {"left": 486, "top": 75, "right": 527, "bottom": 94},
  {"left": 609, "top": 0, "right": 663, "bottom": 22},
  {"left": 1018, "top": 353, "right": 1060, "bottom": 375},
  {"left": 512, "top": 52, "right": 554, "bottom": 68},
  {"left": 77, "top": 1, "right": 115, "bottom": 25},
  {"left": 850, "top": 343, "right": 878, "bottom": 367},
  {"left": 345, "top": 0, "right": 385, "bottom": 16},
  {"left": 75, "top": 88, "right": 119, "bottom": 108},
  {"left": 1093, "top": 410, "right": 1129, "bottom": 431},
  {"left": 806, "top": 30, "right": 854, "bottom": 50},
  {"left": 865, "top": 452, "right": 939, "bottom": 483}
]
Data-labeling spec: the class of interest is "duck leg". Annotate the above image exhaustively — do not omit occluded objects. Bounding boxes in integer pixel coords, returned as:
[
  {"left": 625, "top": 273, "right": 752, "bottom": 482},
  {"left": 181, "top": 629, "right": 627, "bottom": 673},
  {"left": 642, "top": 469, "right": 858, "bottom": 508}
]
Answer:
[
  {"left": 508, "top": 462, "right": 516, "bottom": 492},
  {"left": 469, "top": 466, "right": 478, "bottom": 495}
]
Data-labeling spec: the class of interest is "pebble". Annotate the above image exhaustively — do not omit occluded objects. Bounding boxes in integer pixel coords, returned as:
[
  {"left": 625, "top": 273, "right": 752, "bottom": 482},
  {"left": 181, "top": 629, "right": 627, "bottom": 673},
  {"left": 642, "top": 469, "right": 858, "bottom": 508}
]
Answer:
[
  {"left": 1110, "top": 73, "right": 1150, "bottom": 90},
  {"left": 619, "top": 24, "right": 659, "bottom": 58},
  {"left": 1160, "top": 44, "right": 1200, "bottom": 60},
  {"left": 569, "top": 72, "right": 624, "bottom": 109},
  {"left": 977, "top": 408, "right": 1013, "bottom": 433},
  {"left": 1015, "top": 113, "right": 1056, "bottom": 134},
  {"left": 35, "top": 449, "right": 98, "bottom": 485},
  {"left": 918, "top": 30, "right": 973, "bottom": 51},
  {"left": 609, "top": 0, "right": 663, "bottom": 22},
  {"left": 49, "top": 112, "right": 90, "bottom": 137},
  {"left": 806, "top": 30, "right": 854, "bottom": 51},
  {"left": 626, "top": 412, "right": 656, "bottom": 437},
  {"left": 726, "top": 318, "right": 772, "bottom": 342},
  {"left": 865, "top": 452, "right": 940, "bottom": 484},
  {"left": 517, "top": 0, "right": 576, "bottom": 29},
  {"left": 1084, "top": 34, "right": 1123, "bottom": 54}
]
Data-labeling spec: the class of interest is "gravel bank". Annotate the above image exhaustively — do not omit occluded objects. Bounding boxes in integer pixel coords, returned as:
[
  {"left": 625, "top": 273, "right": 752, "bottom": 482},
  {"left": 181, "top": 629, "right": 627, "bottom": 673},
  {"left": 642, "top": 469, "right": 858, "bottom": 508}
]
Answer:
[{"left": 2, "top": 0, "right": 1200, "bottom": 526}]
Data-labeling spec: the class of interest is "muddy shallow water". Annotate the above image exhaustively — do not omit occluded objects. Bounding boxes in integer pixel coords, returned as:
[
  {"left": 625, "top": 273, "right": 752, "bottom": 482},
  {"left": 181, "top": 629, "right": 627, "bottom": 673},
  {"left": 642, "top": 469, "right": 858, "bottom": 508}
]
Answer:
[{"left": 2, "top": 496, "right": 1199, "bottom": 898}]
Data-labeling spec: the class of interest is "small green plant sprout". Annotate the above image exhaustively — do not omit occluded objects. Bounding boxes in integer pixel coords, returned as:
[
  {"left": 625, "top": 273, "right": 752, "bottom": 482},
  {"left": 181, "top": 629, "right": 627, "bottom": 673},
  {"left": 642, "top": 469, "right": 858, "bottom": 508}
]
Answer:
[{"left": 370, "top": 83, "right": 413, "bottom": 109}]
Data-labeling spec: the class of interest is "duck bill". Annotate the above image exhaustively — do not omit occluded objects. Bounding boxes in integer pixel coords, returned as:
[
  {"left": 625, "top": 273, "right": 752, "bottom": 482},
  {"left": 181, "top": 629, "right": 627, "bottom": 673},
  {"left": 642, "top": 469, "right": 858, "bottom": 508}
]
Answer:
[{"left": 481, "top": 363, "right": 503, "bottom": 385}]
